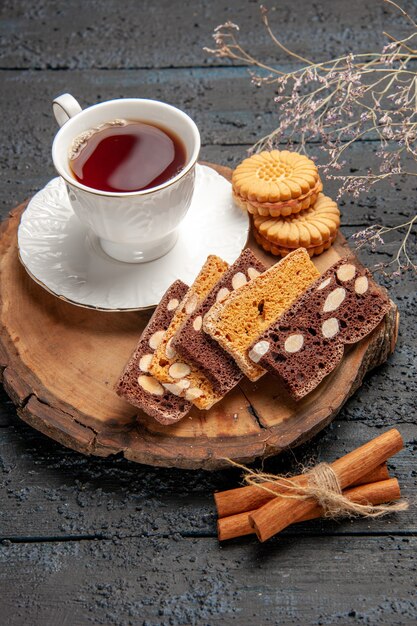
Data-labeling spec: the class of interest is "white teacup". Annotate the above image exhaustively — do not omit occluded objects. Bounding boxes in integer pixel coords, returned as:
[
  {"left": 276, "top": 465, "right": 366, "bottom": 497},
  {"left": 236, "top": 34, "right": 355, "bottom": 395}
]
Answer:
[{"left": 51, "top": 94, "right": 200, "bottom": 263}]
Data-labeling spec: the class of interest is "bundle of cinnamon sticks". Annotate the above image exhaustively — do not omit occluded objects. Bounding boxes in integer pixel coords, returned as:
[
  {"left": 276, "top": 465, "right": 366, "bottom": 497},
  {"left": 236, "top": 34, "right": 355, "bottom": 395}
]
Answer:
[{"left": 215, "top": 429, "right": 406, "bottom": 542}]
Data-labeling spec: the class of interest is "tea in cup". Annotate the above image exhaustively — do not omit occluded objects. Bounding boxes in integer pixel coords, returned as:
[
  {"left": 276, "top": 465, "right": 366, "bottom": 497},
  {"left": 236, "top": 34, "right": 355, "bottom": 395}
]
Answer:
[{"left": 52, "top": 94, "right": 200, "bottom": 263}]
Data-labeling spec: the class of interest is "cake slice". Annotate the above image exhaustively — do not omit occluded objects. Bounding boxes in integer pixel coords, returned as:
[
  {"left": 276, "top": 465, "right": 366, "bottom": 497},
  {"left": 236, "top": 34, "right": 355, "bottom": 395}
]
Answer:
[
  {"left": 172, "top": 248, "right": 267, "bottom": 394},
  {"left": 116, "top": 280, "right": 192, "bottom": 425},
  {"left": 148, "top": 255, "right": 229, "bottom": 410},
  {"left": 250, "top": 258, "right": 391, "bottom": 399},
  {"left": 203, "top": 248, "right": 320, "bottom": 381}
]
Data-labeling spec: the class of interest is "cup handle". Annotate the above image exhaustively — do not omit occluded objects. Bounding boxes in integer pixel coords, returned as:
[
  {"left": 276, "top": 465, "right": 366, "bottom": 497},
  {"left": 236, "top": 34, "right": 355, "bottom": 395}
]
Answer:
[{"left": 52, "top": 93, "right": 82, "bottom": 127}]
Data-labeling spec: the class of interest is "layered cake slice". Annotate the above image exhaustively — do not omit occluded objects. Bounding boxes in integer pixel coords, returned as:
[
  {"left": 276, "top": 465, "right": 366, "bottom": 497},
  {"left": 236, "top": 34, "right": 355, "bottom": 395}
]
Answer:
[
  {"left": 249, "top": 258, "right": 391, "bottom": 399},
  {"left": 148, "top": 255, "right": 229, "bottom": 411},
  {"left": 116, "top": 280, "right": 192, "bottom": 425},
  {"left": 172, "top": 248, "right": 267, "bottom": 394},
  {"left": 203, "top": 248, "right": 320, "bottom": 381}
]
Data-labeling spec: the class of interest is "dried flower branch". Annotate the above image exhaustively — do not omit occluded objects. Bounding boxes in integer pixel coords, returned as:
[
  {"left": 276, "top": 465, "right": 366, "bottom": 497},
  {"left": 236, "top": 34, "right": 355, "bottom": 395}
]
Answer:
[
  {"left": 351, "top": 215, "right": 417, "bottom": 275},
  {"left": 205, "top": 0, "right": 417, "bottom": 276}
]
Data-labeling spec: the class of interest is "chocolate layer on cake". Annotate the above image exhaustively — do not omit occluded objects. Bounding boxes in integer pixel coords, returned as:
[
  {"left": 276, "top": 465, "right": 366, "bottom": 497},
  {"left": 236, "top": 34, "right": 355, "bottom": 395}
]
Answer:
[
  {"left": 249, "top": 259, "right": 391, "bottom": 400},
  {"left": 116, "top": 280, "right": 192, "bottom": 424},
  {"left": 172, "top": 248, "right": 266, "bottom": 394}
]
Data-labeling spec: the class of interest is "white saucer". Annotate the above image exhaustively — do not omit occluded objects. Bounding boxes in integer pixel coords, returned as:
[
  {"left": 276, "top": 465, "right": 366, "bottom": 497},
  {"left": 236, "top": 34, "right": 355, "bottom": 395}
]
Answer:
[{"left": 17, "top": 164, "right": 249, "bottom": 311}]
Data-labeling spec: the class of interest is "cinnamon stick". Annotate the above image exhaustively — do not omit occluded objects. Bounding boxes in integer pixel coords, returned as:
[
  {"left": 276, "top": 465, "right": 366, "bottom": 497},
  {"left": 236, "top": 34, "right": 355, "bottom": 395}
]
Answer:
[
  {"left": 248, "top": 428, "right": 403, "bottom": 542},
  {"left": 218, "top": 478, "right": 401, "bottom": 541},
  {"left": 215, "top": 463, "right": 389, "bottom": 518}
]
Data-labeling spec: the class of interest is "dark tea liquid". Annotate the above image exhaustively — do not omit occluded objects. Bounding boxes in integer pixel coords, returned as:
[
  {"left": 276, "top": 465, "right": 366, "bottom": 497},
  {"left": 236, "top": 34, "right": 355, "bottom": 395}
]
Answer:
[{"left": 69, "top": 120, "right": 187, "bottom": 193}]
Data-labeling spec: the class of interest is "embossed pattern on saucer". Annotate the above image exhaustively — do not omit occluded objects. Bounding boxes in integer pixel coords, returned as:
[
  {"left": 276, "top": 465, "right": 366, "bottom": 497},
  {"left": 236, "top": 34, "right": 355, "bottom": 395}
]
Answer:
[{"left": 17, "top": 164, "right": 250, "bottom": 311}]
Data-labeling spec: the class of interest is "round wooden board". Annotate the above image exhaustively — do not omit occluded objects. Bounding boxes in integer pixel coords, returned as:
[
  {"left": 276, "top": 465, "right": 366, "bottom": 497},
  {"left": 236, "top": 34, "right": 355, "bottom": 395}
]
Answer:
[{"left": 0, "top": 164, "right": 398, "bottom": 470}]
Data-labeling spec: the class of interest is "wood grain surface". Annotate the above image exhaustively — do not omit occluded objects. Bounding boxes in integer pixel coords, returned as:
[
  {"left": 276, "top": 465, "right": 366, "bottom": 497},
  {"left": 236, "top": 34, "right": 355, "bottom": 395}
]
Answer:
[
  {"left": 0, "top": 0, "right": 416, "bottom": 624},
  {"left": 0, "top": 164, "right": 398, "bottom": 469}
]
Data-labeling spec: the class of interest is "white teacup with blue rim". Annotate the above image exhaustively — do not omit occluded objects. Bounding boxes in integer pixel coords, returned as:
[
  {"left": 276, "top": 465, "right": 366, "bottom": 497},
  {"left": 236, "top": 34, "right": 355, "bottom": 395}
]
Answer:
[{"left": 51, "top": 94, "right": 200, "bottom": 263}]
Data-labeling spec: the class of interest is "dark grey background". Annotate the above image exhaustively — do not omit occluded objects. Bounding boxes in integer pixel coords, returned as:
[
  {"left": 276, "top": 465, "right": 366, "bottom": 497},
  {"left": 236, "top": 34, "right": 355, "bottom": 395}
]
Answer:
[{"left": 0, "top": 1, "right": 416, "bottom": 624}]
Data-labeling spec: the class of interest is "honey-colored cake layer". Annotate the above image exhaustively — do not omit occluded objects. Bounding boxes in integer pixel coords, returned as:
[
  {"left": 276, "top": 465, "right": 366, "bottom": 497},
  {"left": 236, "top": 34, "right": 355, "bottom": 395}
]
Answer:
[
  {"left": 203, "top": 248, "right": 320, "bottom": 381},
  {"left": 148, "top": 255, "right": 228, "bottom": 410}
]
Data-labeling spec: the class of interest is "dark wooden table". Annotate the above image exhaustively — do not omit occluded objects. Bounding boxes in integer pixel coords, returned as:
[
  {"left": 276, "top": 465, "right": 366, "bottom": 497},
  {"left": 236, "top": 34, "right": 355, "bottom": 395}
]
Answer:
[{"left": 1, "top": 1, "right": 416, "bottom": 624}]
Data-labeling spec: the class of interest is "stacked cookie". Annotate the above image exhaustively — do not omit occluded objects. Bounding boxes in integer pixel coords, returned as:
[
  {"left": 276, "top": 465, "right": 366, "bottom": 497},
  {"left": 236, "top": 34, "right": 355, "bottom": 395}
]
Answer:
[
  {"left": 117, "top": 249, "right": 389, "bottom": 425},
  {"left": 232, "top": 150, "right": 340, "bottom": 257}
]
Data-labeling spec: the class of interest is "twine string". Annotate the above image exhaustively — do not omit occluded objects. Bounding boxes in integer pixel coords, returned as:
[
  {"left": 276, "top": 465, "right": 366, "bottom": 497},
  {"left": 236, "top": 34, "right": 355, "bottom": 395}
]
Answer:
[
  {"left": 225, "top": 459, "right": 408, "bottom": 519},
  {"left": 308, "top": 463, "right": 343, "bottom": 518}
]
